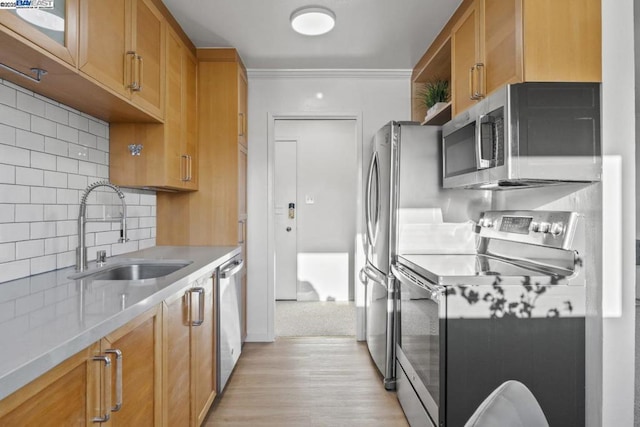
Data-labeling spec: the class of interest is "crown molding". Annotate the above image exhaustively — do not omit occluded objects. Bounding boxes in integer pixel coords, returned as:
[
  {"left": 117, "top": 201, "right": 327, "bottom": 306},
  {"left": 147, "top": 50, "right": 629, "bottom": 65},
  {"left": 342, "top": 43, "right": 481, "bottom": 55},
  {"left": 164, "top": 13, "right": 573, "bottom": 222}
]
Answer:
[{"left": 247, "top": 69, "right": 412, "bottom": 79}]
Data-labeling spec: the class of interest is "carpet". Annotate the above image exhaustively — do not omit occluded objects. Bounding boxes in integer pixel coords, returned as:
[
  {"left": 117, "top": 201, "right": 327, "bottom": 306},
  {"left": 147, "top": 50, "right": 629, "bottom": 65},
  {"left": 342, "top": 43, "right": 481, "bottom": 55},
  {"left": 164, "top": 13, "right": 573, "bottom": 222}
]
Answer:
[{"left": 275, "top": 300, "right": 356, "bottom": 337}]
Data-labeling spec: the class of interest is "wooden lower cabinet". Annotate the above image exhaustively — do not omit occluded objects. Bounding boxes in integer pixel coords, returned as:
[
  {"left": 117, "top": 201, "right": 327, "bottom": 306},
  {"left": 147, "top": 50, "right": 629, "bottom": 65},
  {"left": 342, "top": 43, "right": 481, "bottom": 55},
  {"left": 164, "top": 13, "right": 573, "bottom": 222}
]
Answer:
[
  {"left": 101, "top": 306, "right": 162, "bottom": 426},
  {"left": 163, "top": 273, "right": 217, "bottom": 427},
  {"left": 0, "top": 342, "right": 100, "bottom": 426}
]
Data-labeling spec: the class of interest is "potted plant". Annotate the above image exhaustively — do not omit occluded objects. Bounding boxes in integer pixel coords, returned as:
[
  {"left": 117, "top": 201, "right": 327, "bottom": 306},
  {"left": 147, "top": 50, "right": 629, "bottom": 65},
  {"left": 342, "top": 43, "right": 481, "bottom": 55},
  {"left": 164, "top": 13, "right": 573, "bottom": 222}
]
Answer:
[{"left": 419, "top": 79, "right": 450, "bottom": 120}]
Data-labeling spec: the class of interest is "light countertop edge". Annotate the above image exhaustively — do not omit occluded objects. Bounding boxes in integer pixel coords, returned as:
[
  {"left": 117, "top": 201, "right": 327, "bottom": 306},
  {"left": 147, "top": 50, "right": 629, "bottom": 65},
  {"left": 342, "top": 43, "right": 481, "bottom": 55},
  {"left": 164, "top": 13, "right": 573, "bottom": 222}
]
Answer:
[{"left": 0, "top": 245, "right": 240, "bottom": 401}]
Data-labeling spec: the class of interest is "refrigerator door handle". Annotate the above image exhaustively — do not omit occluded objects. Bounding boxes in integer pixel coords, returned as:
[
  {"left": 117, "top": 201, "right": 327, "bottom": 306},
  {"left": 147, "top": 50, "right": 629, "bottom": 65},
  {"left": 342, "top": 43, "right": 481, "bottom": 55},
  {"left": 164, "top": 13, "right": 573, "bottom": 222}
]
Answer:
[{"left": 365, "top": 151, "right": 379, "bottom": 246}]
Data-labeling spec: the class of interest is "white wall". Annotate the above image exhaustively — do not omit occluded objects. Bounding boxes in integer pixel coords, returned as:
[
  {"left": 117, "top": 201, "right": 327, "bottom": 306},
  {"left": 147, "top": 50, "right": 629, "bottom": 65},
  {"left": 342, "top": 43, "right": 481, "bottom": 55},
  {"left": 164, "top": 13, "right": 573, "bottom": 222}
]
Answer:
[
  {"left": 246, "top": 70, "right": 411, "bottom": 341},
  {"left": 602, "top": 0, "right": 636, "bottom": 425},
  {"left": 274, "top": 119, "right": 358, "bottom": 302},
  {"left": 0, "top": 79, "right": 156, "bottom": 284}
]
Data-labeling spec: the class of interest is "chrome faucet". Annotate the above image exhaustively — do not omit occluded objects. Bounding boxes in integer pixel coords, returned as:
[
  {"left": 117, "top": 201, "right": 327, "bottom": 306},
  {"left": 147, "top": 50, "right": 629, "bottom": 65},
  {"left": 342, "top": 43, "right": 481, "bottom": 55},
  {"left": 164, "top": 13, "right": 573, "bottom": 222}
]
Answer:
[{"left": 76, "top": 181, "right": 128, "bottom": 272}]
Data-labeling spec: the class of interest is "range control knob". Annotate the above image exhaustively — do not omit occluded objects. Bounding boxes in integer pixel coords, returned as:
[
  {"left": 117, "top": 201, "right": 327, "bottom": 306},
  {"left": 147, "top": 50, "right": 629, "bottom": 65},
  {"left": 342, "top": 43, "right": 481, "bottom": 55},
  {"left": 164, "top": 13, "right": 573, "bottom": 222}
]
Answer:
[
  {"left": 539, "top": 222, "right": 551, "bottom": 234},
  {"left": 550, "top": 222, "right": 564, "bottom": 236},
  {"left": 480, "top": 218, "right": 493, "bottom": 228},
  {"left": 530, "top": 222, "right": 540, "bottom": 232}
]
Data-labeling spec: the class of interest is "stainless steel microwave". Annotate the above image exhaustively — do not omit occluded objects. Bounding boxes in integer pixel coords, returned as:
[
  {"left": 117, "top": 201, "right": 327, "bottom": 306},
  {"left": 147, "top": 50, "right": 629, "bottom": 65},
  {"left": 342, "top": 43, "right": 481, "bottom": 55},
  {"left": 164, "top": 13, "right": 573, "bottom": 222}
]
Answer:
[{"left": 442, "top": 82, "right": 601, "bottom": 189}]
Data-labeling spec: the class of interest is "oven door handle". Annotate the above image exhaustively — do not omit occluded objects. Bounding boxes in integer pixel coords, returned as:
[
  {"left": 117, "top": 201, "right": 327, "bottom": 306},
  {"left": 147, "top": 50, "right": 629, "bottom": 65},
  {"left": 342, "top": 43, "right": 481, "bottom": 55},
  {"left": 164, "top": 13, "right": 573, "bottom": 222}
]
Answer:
[{"left": 391, "top": 264, "right": 444, "bottom": 302}]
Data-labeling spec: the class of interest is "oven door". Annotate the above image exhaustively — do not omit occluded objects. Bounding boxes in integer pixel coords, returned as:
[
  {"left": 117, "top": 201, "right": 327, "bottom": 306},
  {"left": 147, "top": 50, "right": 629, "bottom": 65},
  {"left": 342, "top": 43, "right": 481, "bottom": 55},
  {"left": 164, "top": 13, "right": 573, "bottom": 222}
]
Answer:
[{"left": 392, "top": 263, "right": 445, "bottom": 426}]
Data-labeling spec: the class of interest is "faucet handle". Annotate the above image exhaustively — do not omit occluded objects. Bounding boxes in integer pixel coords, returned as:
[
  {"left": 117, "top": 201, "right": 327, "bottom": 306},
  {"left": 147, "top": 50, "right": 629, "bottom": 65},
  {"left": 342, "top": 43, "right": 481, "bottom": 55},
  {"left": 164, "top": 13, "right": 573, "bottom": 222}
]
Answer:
[{"left": 97, "top": 250, "right": 107, "bottom": 266}]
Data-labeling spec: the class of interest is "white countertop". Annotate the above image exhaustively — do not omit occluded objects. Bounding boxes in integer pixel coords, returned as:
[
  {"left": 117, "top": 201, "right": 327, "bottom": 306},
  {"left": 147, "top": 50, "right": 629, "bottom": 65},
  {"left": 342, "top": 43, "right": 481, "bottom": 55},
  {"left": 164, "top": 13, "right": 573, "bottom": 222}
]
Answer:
[{"left": 0, "top": 245, "right": 240, "bottom": 400}]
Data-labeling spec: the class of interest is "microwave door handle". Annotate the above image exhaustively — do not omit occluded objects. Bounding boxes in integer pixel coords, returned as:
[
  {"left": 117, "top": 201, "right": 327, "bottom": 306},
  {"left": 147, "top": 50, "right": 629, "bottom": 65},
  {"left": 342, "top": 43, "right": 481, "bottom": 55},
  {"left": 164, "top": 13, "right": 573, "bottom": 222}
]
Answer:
[{"left": 476, "top": 115, "right": 495, "bottom": 169}]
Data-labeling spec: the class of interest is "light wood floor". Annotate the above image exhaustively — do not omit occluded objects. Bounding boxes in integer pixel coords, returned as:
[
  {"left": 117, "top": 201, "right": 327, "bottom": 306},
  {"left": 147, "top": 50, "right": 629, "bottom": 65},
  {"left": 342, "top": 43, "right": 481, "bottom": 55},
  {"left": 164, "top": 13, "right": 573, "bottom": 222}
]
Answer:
[{"left": 203, "top": 337, "right": 409, "bottom": 426}]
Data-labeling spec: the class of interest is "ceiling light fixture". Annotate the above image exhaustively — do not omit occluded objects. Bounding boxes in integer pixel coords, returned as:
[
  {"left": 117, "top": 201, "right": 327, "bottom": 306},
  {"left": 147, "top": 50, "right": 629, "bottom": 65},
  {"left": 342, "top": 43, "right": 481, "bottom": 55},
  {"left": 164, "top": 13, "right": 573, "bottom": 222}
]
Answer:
[{"left": 290, "top": 6, "right": 335, "bottom": 36}]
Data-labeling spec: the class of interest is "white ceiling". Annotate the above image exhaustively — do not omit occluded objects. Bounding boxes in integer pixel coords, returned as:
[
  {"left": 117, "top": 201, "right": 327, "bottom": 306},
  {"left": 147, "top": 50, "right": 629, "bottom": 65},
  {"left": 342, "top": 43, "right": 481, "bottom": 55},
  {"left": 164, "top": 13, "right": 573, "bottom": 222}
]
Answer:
[{"left": 161, "top": 0, "right": 463, "bottom": 69}]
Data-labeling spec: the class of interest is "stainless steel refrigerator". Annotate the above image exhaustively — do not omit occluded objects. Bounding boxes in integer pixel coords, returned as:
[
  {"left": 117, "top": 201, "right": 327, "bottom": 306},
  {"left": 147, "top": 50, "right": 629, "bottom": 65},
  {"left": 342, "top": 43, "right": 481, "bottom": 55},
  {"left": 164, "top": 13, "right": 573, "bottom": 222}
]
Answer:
[{"left": 361, "top": 121, "right": 445, "bottom": 390}]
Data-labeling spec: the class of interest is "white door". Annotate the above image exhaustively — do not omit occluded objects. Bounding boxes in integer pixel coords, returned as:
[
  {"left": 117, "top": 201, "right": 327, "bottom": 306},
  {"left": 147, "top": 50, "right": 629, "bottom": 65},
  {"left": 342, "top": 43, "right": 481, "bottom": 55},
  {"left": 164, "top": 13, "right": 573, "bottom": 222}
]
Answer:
[{"left": 275, "top": 140, "right": 298, "bottom": 300}]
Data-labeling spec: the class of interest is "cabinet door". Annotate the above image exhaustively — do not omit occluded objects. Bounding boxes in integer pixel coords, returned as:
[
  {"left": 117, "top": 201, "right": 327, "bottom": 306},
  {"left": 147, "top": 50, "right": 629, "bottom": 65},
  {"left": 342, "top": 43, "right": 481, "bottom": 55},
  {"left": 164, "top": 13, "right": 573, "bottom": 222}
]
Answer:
[
  {"left": 0, "top": 343, "right": 100, "bottom": 426},
  {"left": 452, "top": 0, "right": 480, "bottom": 115},
  {"left": 131, "top": 0, "right": 165, "bottom": 118},
  {"left": 183, "top": 49, "right": 198, "bottom": 190},
  {"left": 192, "top": 275, "right": 217, "bottom": 425},
  {"left": 238, "top": 68, "right": 248, "bottom": 148},
  {"left": 0, "top": 0, "right": 78, "bottom": 66},
  {"left": 102, "top": 306, "right": 162, "bottom": 427},
  {"left": 483, "top": 0, "right": 521, "bottom": 96},
  {"left": 165, "top": 27, "right": 185, "bottom": 188},
  {"left": 78, "top": 0, "right": 130, "bottom": 98},
  {"left": 163, "top": 289, "right": 192, "bottom": 427}
]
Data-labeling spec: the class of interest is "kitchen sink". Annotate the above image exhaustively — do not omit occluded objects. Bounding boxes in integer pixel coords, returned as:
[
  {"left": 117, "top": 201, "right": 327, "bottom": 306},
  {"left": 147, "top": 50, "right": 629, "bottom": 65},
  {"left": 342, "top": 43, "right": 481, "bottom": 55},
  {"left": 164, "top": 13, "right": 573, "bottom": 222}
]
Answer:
[{"left": 71, "top": 261, "right": 192, "bottom": 281}]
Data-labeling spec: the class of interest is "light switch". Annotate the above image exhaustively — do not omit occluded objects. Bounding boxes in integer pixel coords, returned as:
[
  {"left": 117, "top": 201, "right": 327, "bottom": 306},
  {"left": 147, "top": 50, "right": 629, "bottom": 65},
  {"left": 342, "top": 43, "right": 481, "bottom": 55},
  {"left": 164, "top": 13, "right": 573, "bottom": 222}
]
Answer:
[{"left": 305, "top": 195, "right": 315, "bottom": 204}]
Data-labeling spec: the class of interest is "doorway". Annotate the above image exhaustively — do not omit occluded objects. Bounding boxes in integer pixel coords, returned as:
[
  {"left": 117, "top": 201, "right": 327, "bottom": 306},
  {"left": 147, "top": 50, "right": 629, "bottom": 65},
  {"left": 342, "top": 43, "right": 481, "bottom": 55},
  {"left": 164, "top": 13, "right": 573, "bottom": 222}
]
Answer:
[{"left": 272, "top": 118, "right": 359, "bottom": 337}]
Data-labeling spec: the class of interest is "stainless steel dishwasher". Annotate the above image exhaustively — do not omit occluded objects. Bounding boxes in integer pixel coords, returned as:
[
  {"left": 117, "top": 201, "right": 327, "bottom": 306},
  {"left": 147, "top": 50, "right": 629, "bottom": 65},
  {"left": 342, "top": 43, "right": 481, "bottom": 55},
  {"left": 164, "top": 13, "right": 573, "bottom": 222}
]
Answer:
[{"left": 217, "top": 254, "right": 244, "bottom": 392}]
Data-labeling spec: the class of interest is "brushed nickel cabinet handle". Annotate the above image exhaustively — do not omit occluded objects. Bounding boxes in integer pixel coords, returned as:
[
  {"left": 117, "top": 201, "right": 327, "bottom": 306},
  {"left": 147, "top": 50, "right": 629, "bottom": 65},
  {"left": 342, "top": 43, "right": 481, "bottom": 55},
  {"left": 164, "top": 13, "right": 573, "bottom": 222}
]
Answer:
[
  {"left": 136, "top": 55, "right": 143, "bottom": 92},
  {"left": 92, "top": 355, "right": 112, "bottom": 423},
  {"left": 469, "top": 66, "right": 475, "bottom": 100},
  {"left": 181, "top": 154, "right": 188, "bottom": 181},
  {"left": 126, "top": 51, "right": 138, "bottom": 91},
  {"left": 189, "top": 287, "right": 205, "bottom": 326},
  {"left": 474, "top": 63, "right": 485, "bottom": 99},
  {"left": 105, "top": 349, "right": 123, "bottom": 412},
  {"left": 187, "top": 155, "right": 192, "bottom": 181}
]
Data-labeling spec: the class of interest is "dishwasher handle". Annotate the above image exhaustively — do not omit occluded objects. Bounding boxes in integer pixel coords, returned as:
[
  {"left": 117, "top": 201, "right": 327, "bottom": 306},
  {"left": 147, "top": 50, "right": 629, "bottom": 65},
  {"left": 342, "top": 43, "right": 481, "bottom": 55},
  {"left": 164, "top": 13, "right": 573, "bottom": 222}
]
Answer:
[{"left": 220, "top": 259, "right": 244, "bottom": 278}]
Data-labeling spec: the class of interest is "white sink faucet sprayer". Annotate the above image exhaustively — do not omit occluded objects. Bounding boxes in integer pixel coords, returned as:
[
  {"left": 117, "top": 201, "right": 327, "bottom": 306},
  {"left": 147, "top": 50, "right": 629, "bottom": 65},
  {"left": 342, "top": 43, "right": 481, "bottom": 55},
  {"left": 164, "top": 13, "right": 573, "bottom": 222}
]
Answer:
[{"left": 76, "top": 181, "right": 128, "bottom": 272}]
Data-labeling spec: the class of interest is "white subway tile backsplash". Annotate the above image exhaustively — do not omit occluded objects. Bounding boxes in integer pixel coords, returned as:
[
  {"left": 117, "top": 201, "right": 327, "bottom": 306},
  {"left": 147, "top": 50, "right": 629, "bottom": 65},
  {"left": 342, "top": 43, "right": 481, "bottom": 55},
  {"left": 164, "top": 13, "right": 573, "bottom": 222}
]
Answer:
[
  {"left": 56, "top": 189, "right": 78, "bottom": 204},
  {"left": 67, "top": 174, "right": 88, "bottom": 190},
  {"left": 68, "top": 112, "right": 89, "bottom": 132},
  {"left": 88, "top": 148, "right": 107, "bottom": 165},
  {"left": 0, "top": 104, "right": 30, "bottom": 131},
  {"left": 44, "top": 205, "right": 67, "bottom": 221},
  {"left": 16, "top": 92, "right": 45, "bottom": 117},
  {"left": 44, "top": 137, "right": 68, "bottom": 157},
  {"left": 0, "top": 84, "right": 16, "bottom": 108},
  {"left": 45, "top": 103, "right": 69, "bottom": 125},
  {"left": 56, "top": 220, "right": 77, "bottom": 237},
  {"left": 16, "top": 167, "right": 44, "bottom": 186},
  {"left": 31, "top": 152, "right": 56, "bottom": 171},
  {"left": 0, "top": 260, "right": 30, "bottom": 285},
  {"left": 0, "top": 242, "right": 15, "bottom": 262},
  {"left": 0, "top": 79, "right": 156, "bottom": 283},
  {"left": 0, "top": 223, "right": 30, "bottom": 243},
  {"left": 30, "top": 222, "right": 56, "bottom": 239},
  {"left": 31, "top": 187, "right": 56, "bottom": 204},
  {"left": 16, "top": 240, "right": 45, "bottom": 259},
  {"left": 30, "top": 255, "right": 56, "bottom": 275},
  {"left": 0, "top": 123, "right": 16, "bottom": 146},
  {"left": 57, "top": 124, "right": 79, "bottom": 144},
  {"left": 43, "top": 171, "right": 67, "bottom": 188},
  {"left": 0, "top": 164, "right": 15, "bottom": 184},
  {"left": 0, "top": 144, "right": 30, "bottom": 167},
  {"left": 0, "top": 205, "right": 14, "bottom": 223},
  {"left": 0, "top": 184, "right": 30, "bottom": 203},
  {"left": 16, "top": 129, "right": 45, "bottom": 152},
  {"left": 44, "top": 236, "right": 67, "bottom": 255},
  {"left": 31, "top": 116, "right": 57, "bottom": 138},
  {"left": 68, "top": 144, "right": 88, "bottom": 161},
  {"left": 88, "top": 120, "right": 108, "bottom": 138},
  {"left": 56, "top": 157, "right": 78, "bottom": 174},
  {"left": 15, "top": 204, "right": 43, "bottom": 222}
]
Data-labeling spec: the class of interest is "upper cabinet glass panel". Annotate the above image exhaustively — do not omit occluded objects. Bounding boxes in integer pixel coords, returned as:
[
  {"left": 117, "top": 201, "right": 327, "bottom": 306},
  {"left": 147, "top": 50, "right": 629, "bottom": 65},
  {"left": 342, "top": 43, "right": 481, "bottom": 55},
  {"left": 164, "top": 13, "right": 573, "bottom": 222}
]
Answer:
[
  {"left": 0, "top": 0, "right": 78, "bottom": 66},
  {"left": 9, "top": 0, "right": 66, "bottom": 45}
]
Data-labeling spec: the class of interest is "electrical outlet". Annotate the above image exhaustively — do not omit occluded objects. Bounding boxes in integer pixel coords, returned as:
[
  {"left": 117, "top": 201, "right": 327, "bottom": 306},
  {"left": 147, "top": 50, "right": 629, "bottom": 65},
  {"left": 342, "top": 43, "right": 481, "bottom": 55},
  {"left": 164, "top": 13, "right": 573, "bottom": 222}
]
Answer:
[{"left": 305, "top": 195, "right": 315, "bottom": 204}]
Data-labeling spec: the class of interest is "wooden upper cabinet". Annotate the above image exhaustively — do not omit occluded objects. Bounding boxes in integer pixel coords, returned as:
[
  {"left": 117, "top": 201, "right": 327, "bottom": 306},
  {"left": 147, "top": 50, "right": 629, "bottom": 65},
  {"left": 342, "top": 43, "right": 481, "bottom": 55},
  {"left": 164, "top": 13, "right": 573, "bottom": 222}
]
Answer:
[
  {"left": 0, "top": 0, "right": 79, "bottom": 66},
  {"left": 78, "top": 0, "right": 164, "bottom": 119},
  {"left": 238, "top": 68, "right": 248, "bottom": 148},
  {"left": 414, "top": 0, "right": 601, "bottom": 119},
  {"left": 451, "top": 0, "right": 481, "bottom": 116},
  {"left": 109, "top": 26, "right": 197, "bottom": 192}
]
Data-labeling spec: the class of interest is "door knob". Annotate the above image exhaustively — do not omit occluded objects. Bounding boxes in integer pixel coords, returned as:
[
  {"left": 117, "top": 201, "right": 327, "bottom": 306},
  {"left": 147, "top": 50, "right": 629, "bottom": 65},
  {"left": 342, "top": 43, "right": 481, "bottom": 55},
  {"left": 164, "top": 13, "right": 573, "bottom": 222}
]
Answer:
[{"left": 286, "top": 227, "right": 292, "bottom": 232}]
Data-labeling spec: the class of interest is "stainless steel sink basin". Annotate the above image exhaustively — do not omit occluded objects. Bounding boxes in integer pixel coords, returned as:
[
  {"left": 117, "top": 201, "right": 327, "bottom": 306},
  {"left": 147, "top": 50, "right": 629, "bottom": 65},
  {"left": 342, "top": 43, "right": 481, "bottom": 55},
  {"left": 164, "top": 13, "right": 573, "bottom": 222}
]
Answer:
[{"left": 71, "top": 261, "right": 192, "bottom": 281}]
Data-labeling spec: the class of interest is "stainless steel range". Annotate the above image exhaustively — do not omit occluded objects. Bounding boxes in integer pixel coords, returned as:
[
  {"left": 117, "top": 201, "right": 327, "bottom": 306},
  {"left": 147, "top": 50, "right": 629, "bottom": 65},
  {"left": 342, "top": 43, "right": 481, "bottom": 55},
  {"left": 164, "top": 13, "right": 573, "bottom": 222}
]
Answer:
[{"left": 392, "top": 210, "right": 586, "bottom": 427}]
